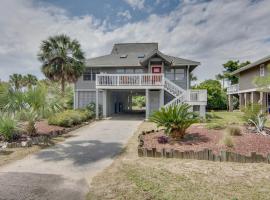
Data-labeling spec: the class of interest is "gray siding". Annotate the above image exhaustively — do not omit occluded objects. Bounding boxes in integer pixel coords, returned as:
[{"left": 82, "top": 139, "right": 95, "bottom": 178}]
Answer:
[
  {"left": 239, "top": 61, "right": 269, "bottom": 91},
  {"left": 149, "top": 90, "right": 160, "bottom": 115},
  {"left": 76, "top": 91, "right": 103, "bottom": 108}
]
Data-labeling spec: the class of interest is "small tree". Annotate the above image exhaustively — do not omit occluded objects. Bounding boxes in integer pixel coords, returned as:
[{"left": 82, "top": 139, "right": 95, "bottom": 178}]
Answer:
[
  {"left": 23, "top": 74, "right": 38, "bottom": 89},
  {"left": 38, "top": 34, "right": 85, "bottom": 96},
  {"left": 150, "top": 104, "right": 198, "bottom": 139},
  {"left": 9, "top": 74, "right": 23, "bottom": 91}
]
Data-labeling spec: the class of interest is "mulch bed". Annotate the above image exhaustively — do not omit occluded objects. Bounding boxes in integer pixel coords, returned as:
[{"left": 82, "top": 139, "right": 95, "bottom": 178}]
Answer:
[
  {"left": 35, "top": 120, "right": 64, "bottom": 135},
  {"left": 142, "top": 125, "right": 270, "bottom": 157}
]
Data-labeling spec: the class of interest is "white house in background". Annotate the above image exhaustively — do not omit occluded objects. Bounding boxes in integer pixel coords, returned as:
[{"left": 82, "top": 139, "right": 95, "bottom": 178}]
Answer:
[{"left": 74, "top": 43, "right": 207, "bottom": 119}]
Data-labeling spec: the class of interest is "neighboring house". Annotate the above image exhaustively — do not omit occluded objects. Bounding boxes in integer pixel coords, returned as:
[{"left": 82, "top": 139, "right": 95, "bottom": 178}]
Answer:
[
  {"left": 74, "top": 43, "right": 207, "bottom": 119},
  {"left": 227, "top": 55, "right": 270, "bottom": 111}
]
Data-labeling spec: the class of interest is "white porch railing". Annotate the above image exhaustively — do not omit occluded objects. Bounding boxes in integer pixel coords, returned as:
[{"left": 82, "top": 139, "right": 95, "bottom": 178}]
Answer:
[
  {"left": 186, "top": 89, "right": 207, "bottom": 102},
  {"left": 227, "top": 84, "right": 239, "bottom": 94},
  {"left": 96, "top": 74, "right": 164, "bottom": 87}
]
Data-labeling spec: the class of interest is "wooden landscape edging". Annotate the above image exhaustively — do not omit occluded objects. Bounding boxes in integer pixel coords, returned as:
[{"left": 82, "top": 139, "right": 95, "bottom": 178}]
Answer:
[{"left": 138, "top": 131, "right": 270, "bottom": 164}]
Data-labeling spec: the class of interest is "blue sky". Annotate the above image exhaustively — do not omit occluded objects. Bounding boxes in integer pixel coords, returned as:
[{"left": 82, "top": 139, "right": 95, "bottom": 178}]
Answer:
[
  {"left": 36, "top": 0, "right": 180, "bottom": 28},
  {"left": 0, "top": 0, "right": 270, "bottom": 82}
]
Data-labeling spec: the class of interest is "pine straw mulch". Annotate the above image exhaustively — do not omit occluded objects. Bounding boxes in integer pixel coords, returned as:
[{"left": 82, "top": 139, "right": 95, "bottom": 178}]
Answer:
[{"left": 142, "top": 124, "right": 270, "bottom": 157}]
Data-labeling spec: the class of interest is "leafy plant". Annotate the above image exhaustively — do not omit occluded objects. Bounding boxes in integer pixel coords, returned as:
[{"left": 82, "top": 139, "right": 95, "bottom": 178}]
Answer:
[
  {"left": 48, "top": 109, "right": 92, "bottom": 127},
  {"left": 226, "top": 126, "right": 241, "bottom": 136},
  {"left": 149, "top": 104, "right": 198, "bottom": 139},
  {"left": 242, "top": 103, "right": 264, "bottom": 125},
  {"left": 0, "top": 116, "right": 17, "bottom": 142},
  {"left": 248, "top": 111, "right": 267, "bottom": 133},
  {"left": 157, "top": 136, "right": 168, "bottom": 144},
  {"left": 86, "top": 102, "right": 102, "bottom": 117}
]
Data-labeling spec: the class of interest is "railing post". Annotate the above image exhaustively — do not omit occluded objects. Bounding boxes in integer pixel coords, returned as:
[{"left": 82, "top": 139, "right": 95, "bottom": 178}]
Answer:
[{"left": 117, "top": 75, "right": 119, "bottom": 86}]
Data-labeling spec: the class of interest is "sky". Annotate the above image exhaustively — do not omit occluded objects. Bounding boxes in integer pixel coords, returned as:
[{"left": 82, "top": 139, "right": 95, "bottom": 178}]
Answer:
[{"left": 0, "top": 0, "right": 270, "bottom": 81}]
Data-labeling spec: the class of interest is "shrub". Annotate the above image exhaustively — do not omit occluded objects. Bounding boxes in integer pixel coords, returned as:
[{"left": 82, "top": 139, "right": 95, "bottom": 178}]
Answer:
[
  {"left": 0, "top": 116, "right": 17, "bottom": 142},
  {"left": 242, "top": 103, "right": 265, "bottom": 125},
  {"left": 150, "top": 104, "right": 198, "bottom": 139},
  {"left": 221, "top": 133, "right": 234, "bottom": 148},
  {"left": 86, "top": 102, "right": 102, "bottom": 117},
  {"left": 226, "top": 126, "right": 241, "bottom": 136},
  {"left": 48, "top": 109, "right": 92, "bottom": 127},
  {"left": 249, "top": 112, "right": 267, "bottom": 133}
]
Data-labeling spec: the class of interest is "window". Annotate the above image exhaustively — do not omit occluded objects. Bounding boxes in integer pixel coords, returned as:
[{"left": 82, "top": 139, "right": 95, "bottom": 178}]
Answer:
[
  {"left": 116, "top": 69, "right": 125, "bottom": 74},
  {"left": 125, "top": 69, "right": 134, "bottom": 74},
  {"left": 138, "top": 54, "right": 145, "bottom": 58},
  {"left": 260, "top": 64, "right": 265, "bottom": 77},
  {"left": 165, "top": 68, "right": 185, "bottom": 81},
  {"left": 92, "top": 68, "right": 100, "bottom": 81},
  {"left": 83, "top": 68, "right": 92, "bottom": 81},
  {"left": 135, "top": 69, "right": 144, "bottom": 74},
  {"left": 120, "top": 54, "right": 127, "bottom": 58},
  {"left": 175, "top": 68, "right": 185, "bottom": 81},
  {"left": 83, "top": 68, "right": 99, "bottom": 81}
]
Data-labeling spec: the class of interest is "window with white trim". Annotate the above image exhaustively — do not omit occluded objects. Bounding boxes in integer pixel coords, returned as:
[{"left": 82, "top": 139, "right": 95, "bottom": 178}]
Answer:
[{"left": 260, "top": 64, "right": 265, "bottom": 77}]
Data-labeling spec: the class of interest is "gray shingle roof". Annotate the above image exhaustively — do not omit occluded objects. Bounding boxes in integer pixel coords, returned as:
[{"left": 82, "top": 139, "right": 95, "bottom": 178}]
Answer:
[
  {"left": 231, "top": 55, "right": 270, "bottom": 75},
  {"left": 86, "top": 43, "right": 200, "bottom": 68}
]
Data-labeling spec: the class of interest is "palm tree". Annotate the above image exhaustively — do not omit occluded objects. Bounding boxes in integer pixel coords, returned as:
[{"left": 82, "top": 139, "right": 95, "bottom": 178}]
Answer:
[
  {"left": 38, "top": 34, "right": 85, "bottom": 96},
  {"left": 23, "top": 74, "right": 38, "bottom": 89},
  {"left": 9, "top": 74, "right": 23, "bottom": 90}
]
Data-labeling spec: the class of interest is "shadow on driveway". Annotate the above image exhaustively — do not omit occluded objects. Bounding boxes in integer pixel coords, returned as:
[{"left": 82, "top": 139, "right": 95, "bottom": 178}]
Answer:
[{"left": 36, "top": 140, "right": 123, "bottom": 166}]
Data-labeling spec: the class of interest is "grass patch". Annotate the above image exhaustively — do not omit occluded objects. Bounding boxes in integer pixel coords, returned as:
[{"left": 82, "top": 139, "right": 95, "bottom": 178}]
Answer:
[
  {"left": 87, "top": 121, "right": 270, "bottom": 200},
  {"left": 205, "top": 111, "right": 244, "bottom": 129}
]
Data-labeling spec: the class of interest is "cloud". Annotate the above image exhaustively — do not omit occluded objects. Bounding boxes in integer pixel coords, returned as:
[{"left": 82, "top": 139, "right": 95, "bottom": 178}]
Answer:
[
  {"left": 0, "top": 0, "right": 270, "bottom": 82},
  {"left": 123, "top": 0, "right": 145, "bottom": 10},
  {"left": 117, "top": 10, "right": 132, "bottom": 20}
]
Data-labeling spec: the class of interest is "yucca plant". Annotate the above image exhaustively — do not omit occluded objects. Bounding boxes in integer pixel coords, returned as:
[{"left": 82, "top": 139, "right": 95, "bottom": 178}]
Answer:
[{"left": 150, "top": 104, "right": 198, "bottom": 139}]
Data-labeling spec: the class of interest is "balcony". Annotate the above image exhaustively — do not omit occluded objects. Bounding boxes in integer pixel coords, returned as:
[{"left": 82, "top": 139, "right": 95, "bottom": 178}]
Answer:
[
  {"left": 227, "top": 84, "right": 239, "bottom": 94},
  {"left": 96, "top": 73, "right": 164, "bottom": 89}
]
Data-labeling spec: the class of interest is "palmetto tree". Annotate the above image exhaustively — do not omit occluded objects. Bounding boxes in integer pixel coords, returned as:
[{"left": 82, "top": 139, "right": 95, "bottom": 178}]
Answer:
[
  {"left": 23, "top": 74, "right": 38, "bottom": 89},
  {"left": 9, "top": 74, "right": 23, "bottom": 90},
  {"left": 150, "top": 104, "right": 198, "bottom": 139},
  {"left": 38, "top": 34, "right": 85, "bottom": 96}
]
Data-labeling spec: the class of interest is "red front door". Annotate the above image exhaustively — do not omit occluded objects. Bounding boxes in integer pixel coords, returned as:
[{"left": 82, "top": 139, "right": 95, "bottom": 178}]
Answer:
[{"left": 152, "top": 66, "right": 162, "bottom": 73}]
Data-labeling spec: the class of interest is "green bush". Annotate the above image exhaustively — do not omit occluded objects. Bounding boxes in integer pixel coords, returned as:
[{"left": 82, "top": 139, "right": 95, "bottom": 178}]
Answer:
[
  {"left": 226, "top": 126, "right": 241, "bottom": 136},
  {"left": 48, "top": 109, "right": 93, "bottom": 127},
  {"left": 86, "top": 102, "right": 102, "bottom": 117},
  {"left": 150, "top": 104, "right": 198, "bottom": 139},
  {"left": 0, "top": 116, "right": 17, "bottom": 142}
]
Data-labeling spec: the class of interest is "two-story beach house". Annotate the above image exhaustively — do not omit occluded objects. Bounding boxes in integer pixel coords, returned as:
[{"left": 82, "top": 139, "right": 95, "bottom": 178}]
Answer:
[
  {"left": 227, "top": 55, "right": 270, "bottom": 111},
  {"left": 74, "top": 43, "right": 207, "bottom": 119}
]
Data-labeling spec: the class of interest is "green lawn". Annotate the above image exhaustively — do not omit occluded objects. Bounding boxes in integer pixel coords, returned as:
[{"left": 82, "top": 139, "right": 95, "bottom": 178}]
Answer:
[
  {"left": 205, "top": 111, "right": 245, "bottom": 129},
  {"left": 87, "top": 121, "right": 270, "bottom": 200}
]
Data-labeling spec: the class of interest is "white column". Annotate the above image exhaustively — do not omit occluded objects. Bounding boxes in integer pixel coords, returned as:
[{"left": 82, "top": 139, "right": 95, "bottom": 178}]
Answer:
[
  {"left": 187, "top": 65, "right": 190, "bottom": 89},
  {"left": 96, "top": 89, "right": 99, "bottom": 119},
  {"left": 146, "top": 89, "right": 149, "bottom": 119},
  {"left": 103, "top": 89, "right": 107, "bottom": 118},
  {"left": 199, "top": 105, "right": 206, "bottom": 118},
  {"left": 159, "top": 89, "right": 164, "bottom": 108}
]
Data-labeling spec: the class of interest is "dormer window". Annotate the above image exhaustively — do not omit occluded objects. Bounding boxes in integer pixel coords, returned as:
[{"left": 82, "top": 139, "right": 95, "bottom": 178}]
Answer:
[
  {"left": 138, "top": 54, "right": 145, "bottom": 58},
  {"left": 120, "top": 54, "right": 127, "bottom": 58},
  {"left": 260, "top": 64, "right": 265, "bottom": 76}
]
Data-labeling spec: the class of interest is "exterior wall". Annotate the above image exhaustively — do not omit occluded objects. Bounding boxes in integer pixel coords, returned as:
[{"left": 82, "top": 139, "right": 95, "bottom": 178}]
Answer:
[
  {"left": 238, "top": 61, "right": 270, "bottom": 91},
  {"left": 148, "top": 90, "right": 161, "bottom": 115},
  {"left": 75, "top": 90, "right": 103, "bottom": 108}
]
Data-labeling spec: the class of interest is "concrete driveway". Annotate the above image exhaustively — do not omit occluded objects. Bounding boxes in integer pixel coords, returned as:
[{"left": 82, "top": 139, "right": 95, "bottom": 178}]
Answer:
[{"left": 0, "top": 115, "right": 142, "bottom": 200}]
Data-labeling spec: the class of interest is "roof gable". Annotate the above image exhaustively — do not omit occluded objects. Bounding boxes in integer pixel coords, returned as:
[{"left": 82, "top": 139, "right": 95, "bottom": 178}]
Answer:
[{"left": 111, "top": 43, "right": 158, "bottom": 54}]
